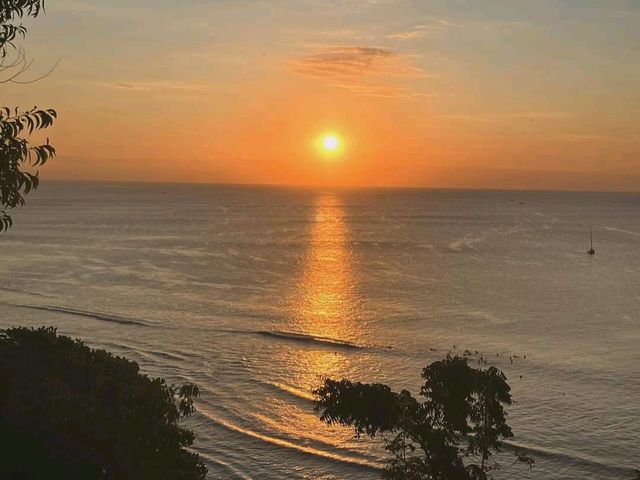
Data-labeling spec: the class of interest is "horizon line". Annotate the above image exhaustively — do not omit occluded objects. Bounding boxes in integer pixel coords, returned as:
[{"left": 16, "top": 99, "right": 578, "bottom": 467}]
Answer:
[{"left": 40, "top": 178, "right": 640, "bottom": 195}]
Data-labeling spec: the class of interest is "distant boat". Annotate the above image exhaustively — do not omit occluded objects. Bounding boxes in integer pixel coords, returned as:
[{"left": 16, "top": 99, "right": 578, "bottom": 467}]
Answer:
[{"left": 587, "top": 229, "right": 595, "bottom": 255}]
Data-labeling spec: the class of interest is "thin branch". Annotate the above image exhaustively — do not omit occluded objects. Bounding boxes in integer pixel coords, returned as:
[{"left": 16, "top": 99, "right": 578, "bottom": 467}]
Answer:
[
  {"left": 11, "top": 56, "right": 60, "bottom": 84},
  {"left": 0, "top": 44, "right": 25, "bottom": 71}
]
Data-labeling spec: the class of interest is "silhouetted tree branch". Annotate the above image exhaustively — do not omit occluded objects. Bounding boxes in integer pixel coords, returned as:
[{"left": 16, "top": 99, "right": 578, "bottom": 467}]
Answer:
[
  {"left": 314, "top": 355, "right": 535, "bottom": 480},
  {"left": 0, "top": 0, "right": 56, "bottom": 232}
]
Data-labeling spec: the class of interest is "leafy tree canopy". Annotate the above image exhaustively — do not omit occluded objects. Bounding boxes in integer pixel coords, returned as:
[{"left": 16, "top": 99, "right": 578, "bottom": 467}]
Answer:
[
  {"left": 1, "top": 0, "right": 56, "bottom": 232},
  {"left": 0, "top": 327, "right": 207, "bottom": 480},
  {"left": 314, "top": 355, "right": 534, "bottom": 480}
]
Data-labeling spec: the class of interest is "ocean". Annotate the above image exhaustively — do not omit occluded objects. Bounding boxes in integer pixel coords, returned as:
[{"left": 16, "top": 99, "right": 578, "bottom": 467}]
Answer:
[{"left": 1, "top": 181, "right": 638, "bottom": 479}]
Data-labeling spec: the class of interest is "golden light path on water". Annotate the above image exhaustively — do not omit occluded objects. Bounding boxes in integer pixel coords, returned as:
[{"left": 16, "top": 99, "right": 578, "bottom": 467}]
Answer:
[
  {"left": 296, "top": 194, "right": 360, "bottom": 338},
  {"left": 260, "top": 193, "right": 382, "bottom": 472},
  {"left": 276, "top": 193, "right": 366, "bottom": 414}
]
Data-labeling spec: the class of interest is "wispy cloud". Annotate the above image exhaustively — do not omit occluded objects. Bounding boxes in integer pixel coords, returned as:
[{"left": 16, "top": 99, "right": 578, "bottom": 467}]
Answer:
[
  {"left": 95, "top": 81, "right": 207, "bottom": 93},
  {"left": 439, "top": 111, "right": 573, "bottom": 122},
  {"left": 386, "top": 17, "right": 528, "bottom": 42},
  {"left": 554, "top": 132, "right": 640, "bottom": 142},
  {"left": 289, "top": 45, "right": 427, "bottom": 98},
  {"left": 386, "top": 30, "right": 429, "bottom": 41},
  {"left": 329, "top": 82, "right": 430, "bottom": 99},
  {"left": 386, "top": 19, "right": 456, "bottom": 41},
  {"left": 291, "top": 46, "right": 423, "bottom": 78}
]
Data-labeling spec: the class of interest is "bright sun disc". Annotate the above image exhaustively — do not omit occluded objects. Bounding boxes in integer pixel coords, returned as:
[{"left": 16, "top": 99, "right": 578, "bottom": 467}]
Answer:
[{"left": 322, "top": 135, "right": 339, "bottom": 151}]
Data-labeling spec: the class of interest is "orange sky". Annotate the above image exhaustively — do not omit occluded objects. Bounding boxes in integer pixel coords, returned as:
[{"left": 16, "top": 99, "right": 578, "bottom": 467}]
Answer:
[{"left": 5, "top": 0, "right": 640, "bottom": 191}]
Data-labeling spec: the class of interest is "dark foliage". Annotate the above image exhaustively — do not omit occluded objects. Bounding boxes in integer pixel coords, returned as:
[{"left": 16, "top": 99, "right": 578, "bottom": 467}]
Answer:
[
  {"left": 0, "top": 106, "right": 56, "bottom": 230},
  {"left": 1, "top": 0, "right": 56, "bottom": 232},
  {"left": 0, "top": 327, "right": 207, "bottom": 480},
  {"left": 1, "top": 1, "right": 46, "bottom": 63},
  {"left": 314, "top": 355, "right": 534, "bottom": 480}
]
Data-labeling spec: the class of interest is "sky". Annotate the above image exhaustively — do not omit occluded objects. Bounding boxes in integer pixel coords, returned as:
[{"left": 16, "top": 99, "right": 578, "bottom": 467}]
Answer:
[{"left": 5, "top": 0, "right": 640, "bottom": 190}]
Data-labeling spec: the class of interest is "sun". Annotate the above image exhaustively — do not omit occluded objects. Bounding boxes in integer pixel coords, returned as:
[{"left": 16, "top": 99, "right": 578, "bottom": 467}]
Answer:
[
  {"left": 316, "top": 133, "right": 343, "bottom": 157},
  {"left": 322, "top": 135, "right": 339, "bottom": 151}
]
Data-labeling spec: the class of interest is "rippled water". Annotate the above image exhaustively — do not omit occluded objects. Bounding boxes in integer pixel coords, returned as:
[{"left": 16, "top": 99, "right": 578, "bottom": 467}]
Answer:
[{"left": 1, "top": 182, "right": 638, "bottom": 479}]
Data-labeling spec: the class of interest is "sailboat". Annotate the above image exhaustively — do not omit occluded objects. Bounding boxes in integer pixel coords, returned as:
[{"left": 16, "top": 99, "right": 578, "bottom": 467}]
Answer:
[{"left": 586, "top": 229, "right": 595, "bottom": 255}]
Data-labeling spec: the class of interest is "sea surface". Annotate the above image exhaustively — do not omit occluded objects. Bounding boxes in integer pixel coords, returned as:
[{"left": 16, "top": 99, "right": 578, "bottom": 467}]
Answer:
[{"left": 1, "top": 182, "right": 638, "bottom": 479}]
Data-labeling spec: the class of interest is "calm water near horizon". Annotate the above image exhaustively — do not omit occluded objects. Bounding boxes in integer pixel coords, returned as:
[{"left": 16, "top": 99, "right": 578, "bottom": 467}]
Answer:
[{"left": 1, "top": 181, "right": 638, "bottom": 479}]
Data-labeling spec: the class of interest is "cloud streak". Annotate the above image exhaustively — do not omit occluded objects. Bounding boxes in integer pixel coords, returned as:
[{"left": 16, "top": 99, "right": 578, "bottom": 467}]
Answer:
[
  {"left": 386, "top": 19, "right": 457, "bottom": 41},
  {"left": 95, "top": 81, "right": 207, "bottom": 93},
  {"left": 289, "top": 45, "right": 426, "bottom": 98},
  {"left": 386, "top": 17, "right": 529, "bottom": 42}
]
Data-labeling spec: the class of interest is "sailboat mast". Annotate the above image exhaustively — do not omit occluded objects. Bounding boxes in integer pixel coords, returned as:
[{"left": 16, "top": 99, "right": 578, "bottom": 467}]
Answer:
[{"left": 587, "top": 229, "right": 595, "bottom": 255}]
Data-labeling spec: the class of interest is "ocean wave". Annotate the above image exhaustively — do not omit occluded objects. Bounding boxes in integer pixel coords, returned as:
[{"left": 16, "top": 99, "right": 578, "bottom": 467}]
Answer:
[
  {"left": 199, "top": 402, "right": 636, "bottom": 480},
  {"left": 194, "top": 450, "right": 253, "bottom": 480},
  {"left": 262, "top": 380, "right": 316, "bottom": 402},
  {"left": 0, "top": 285, "right": 57, "bottom": 298},
  {"left": 504, "top": 439, "right": 634, "bottom": 478},
  {"left": 256, "top": 330, "right": 364, "bottom": 350},
  {"left": 448, "top": 225, "right": 525, "bottom": 253},
  {"left": 216, "top": 327, "right": 371, "bottom": 350},
  {"left": 12, "top": 304, "right": 149, "bottom": 327},
  {"left": 109, "top": 343, "right": 190, "bottom": 363},
  {"left": 443, "top": 307, "right": 511, "bottom": 325},
  {"left": 196, "top": 406, "right": 381, "bottom": 472},
  {"left": 601, "top": 226, "right": 640, "bottom": 238}
]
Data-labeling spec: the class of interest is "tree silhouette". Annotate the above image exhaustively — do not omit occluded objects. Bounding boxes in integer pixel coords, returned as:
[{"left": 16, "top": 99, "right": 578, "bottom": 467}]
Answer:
[
  {"left": 0, "top": 327, "right": 207, "bottom": 479},
  {"left": 0, "top": 0, "right": 56, "bottom": 232},
  {"left": 314, "top": 355, "right": 534, "bottom": 480}
]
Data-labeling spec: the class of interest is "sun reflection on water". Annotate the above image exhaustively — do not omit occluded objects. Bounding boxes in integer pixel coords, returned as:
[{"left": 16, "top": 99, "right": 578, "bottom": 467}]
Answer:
[
  {"left": 284, "top": 193, "right": 363, "bottom": 392},
  {"left": 295, "top": 194, "right": 360, "bottom": 336}
]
